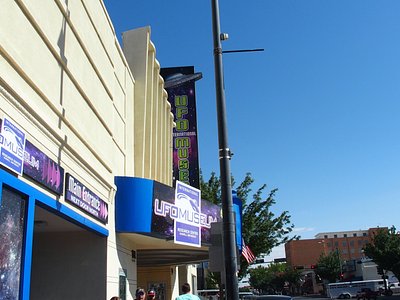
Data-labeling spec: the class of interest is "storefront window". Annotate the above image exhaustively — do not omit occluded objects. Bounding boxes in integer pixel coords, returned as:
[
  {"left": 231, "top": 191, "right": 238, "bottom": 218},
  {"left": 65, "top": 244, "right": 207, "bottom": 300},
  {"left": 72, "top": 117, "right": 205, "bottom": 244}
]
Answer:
[
  {"left": 148, "top": 282, "right": 166, "bottom": 300},
  {"left": 0, "top": 187, "right": 27, "bottom": 300},
  {"left": 119, "top": 269, "right": 127, "bottom": 300}
]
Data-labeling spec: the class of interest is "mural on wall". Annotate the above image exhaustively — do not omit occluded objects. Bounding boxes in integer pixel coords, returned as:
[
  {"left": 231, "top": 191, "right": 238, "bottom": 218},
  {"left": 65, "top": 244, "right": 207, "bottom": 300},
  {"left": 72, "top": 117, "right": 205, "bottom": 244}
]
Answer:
[
  {"left": 0, "top": 188, "right": 26, "bottom": 300},
  {"left": 152, "top": 181, "right": 221, "bottom": 246}
]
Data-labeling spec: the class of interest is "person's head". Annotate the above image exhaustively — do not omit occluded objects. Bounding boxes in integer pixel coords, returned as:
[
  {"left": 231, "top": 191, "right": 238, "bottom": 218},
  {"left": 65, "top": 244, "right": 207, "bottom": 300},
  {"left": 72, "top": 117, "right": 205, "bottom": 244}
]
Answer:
[
  {"left": 136, "top": 288, "right": 146, "bottom": 300},
  {"left": 147, "top": 289, "right": 156, "bottom": 299},
  {"left": 110, "top": 297, "right": 119, "bottom": 300},
  {"left": 181, "top": 283, "right": 191, "bottom": 294}
]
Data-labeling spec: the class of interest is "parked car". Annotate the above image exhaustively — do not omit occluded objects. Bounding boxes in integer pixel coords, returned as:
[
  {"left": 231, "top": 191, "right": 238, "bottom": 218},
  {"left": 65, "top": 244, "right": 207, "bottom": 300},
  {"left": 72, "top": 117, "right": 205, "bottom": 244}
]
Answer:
[
  {"left": 246, "top": 295, "right": 292, "bottom": 300},
  {"left": 356, "top": 288, "right": 380, "bottom": 300}
]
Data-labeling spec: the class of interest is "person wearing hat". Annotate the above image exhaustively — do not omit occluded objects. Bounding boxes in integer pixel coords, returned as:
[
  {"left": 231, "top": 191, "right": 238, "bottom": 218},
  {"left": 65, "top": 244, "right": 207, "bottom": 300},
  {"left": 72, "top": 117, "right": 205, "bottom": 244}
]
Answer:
[
  {"left": 147, "top": 289, "right": 156, "bottom": 300},
  {"left": 135, "top": 288, "right": 146, "bottom": 300}
]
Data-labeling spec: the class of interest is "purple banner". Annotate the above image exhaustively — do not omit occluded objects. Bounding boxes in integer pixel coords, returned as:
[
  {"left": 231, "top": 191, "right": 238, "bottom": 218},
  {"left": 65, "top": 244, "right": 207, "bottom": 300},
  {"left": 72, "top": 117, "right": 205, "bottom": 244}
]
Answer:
[
  {"left": 161, "top": 66, "right": 200, "bottom": 188},
  {"left": 23, "top": 140, "right": 64, "bottom": 195},
  {"left": 65, "top": 173, "right": 108, "bottom": 224}
]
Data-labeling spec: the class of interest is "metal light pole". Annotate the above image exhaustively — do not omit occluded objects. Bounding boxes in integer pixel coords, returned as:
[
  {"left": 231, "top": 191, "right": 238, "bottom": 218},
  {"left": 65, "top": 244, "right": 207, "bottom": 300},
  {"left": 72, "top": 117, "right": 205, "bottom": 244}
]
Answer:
[{"left": 210, "top": 0, "right": 239, "bottom": 299}]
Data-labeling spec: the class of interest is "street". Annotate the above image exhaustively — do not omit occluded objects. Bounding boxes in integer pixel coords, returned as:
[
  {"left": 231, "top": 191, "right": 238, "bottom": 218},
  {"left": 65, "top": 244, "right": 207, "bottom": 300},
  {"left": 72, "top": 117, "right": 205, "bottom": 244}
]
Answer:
[{"left": 294, "top": 295, "right": 400, "bottom": 300}]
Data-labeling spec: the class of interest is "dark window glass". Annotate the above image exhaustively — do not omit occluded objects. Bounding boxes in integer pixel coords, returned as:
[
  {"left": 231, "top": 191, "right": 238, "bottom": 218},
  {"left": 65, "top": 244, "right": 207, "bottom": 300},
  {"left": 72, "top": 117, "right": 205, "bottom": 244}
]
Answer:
[
  {"left": 119, "top": 273, "right": 126, "bottom": 300},
  {"left": 0, "top": 186, "right": 27, "bottom": 300}
]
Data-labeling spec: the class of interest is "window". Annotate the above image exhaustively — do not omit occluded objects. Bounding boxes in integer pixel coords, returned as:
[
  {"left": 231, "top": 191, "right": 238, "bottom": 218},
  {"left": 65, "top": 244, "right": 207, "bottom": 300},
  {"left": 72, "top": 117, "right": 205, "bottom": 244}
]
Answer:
[
  {"left": 363, "top": 233, "right": 367, "bottom": 237},
  {"left": 334, "top": 241, "right": 339, "bottom": 247},
  {"left": 342, "top": 241, "right": 347, "bottom": 247},
  {"left": 324, "top": 235, "right": 328, "bottom": 238},
  {"left": 119, "top": 269, "right": 127, "bottom": 300},
  {"left": 0, "top": 187, "right": 27, "bottom": 300},
  {"left": 344, "top": 234, "right": 347, "bottom": 237},
  {"left": 334, "top": 234, "right": 338, "bottom": 238},
  {"left": 350, "top": 241, "right": 354, "bottom": 247},
  {"left": 353, "top": 233, "right": 357, "bottom": 237}
]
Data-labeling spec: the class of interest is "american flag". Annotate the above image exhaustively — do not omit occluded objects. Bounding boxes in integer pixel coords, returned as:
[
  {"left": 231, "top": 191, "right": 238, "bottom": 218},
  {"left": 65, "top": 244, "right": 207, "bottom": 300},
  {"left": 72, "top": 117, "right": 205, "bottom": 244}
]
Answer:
[{"left": 242, "top": 238, "right": 256, "bottom": 264}]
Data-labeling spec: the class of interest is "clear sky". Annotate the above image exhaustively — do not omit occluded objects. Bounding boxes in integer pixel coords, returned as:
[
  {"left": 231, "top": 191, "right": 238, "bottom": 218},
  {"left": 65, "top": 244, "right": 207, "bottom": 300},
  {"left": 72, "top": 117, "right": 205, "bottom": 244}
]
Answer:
[{"left": 104, "top": 1, "right": 400, "bottom": 258}]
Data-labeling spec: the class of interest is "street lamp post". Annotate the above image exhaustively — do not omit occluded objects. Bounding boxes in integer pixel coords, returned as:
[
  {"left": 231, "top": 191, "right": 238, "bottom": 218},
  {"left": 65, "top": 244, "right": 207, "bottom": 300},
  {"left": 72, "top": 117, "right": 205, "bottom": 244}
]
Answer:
[{"left": 210, "top": 0, "right": 239, "bottom": 299}]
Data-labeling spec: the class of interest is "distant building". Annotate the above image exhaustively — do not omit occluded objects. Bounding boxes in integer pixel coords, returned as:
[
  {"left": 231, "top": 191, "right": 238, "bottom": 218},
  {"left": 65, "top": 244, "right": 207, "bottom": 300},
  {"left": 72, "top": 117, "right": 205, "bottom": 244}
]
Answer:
[{"left": 285, "top": 227, "right": 386, "bottom": 270}]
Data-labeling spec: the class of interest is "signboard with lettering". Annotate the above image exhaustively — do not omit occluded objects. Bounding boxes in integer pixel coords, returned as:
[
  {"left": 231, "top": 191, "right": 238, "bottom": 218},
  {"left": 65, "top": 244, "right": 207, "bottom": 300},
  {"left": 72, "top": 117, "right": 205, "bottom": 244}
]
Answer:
[
  {"left": 23, "top": 140, "right": 64, "bottom": 195},
  {"left": 65, "top": 173, "right": 108, "bottom": 224},
  {"left": 0, "top": 117, "right": 26, "bottom": 175},
  {"left": 161, "top": 66, "right": 200, "bottom": 188},
  {"left": 174, "top": 181, "right": 201, "bottom": 247},
  {"left": 152, "top": 180, "right": 220, "bottom": 247}
]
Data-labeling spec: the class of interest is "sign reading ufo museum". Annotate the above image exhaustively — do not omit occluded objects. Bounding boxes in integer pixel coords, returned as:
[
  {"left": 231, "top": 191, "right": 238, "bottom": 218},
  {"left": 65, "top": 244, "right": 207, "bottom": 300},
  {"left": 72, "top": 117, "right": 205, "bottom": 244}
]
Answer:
[
  {"left": 152, "top": 180, "right": 220, "bottom": 247},
  {"left": 0, "top": 117, "right": 26, "bottom": 175},
  {"left": 161, "top": 66, "right": 201, "bottom": 189}
]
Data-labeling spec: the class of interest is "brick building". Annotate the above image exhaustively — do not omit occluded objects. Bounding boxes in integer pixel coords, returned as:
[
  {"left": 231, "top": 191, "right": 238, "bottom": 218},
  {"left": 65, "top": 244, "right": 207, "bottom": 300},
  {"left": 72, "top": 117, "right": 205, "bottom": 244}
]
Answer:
[{"left": 285, "top": 227, "right": 385, "bottom": 270}]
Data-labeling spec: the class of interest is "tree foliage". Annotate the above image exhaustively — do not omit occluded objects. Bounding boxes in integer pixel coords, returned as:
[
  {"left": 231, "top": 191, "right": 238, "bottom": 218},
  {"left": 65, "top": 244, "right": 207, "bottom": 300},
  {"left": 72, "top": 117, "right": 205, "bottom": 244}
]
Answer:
[
  {"left": 363, "top": 226, "right": 400, "bottom": 280},
  {"left": 200, "top": 171, "right": 298, "bottom": 278},
  {"left": 249, "top": 263, "right": 300, "bottom": 294},
  {"left": 315, "top": 250, "right": 342, "bottom": 283}
]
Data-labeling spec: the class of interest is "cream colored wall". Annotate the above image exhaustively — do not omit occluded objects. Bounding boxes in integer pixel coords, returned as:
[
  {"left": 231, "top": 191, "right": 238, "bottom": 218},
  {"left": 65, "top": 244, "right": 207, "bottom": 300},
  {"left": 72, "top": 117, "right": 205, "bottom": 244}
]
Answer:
[
  {"left": 0, "top": 0, "right": 133, "bottom": 213},
  {"left": 1, "top": 1, "right": 175, "bottom": 299},
  {"left": 122, "top": 27, "right": 174, "bottom": 186}
]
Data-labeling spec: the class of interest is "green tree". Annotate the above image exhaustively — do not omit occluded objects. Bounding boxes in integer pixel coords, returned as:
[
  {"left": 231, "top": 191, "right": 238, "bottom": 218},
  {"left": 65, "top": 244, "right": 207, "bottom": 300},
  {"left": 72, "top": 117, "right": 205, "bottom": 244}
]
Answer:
[
  {"left": 315, "top": 250, "right": 342, "bottom": 283},
  {"left": 363, "top": 226, "right": 400, "bottom": 280},
  {"left": 200, "top": 172, "right": 298, "bottom": 278},
  {"left": 249, "top": 263, "right": 300, "bottom": 294},
  {"left": 249, "top": 266, "right": 274, "bottom": 293}
]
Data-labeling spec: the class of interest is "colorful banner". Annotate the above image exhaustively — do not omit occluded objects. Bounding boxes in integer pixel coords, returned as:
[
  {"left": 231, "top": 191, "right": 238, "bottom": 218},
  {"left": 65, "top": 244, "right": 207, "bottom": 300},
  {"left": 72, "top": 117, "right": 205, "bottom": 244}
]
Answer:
[
  {"left": 65, "top": 173, "right": 108, "bottom": 224},
  {"left": 151, "top": 180, "right": 220, "bottom": 246},
  {"left": 161, "top": 66, "right": 200, "bottom": 188},
  {"left": 23, "top": 140, "right": 64, "bottom": 195},
  {"left": 0, "top": 117, "right": 26, "bottom": 175}
]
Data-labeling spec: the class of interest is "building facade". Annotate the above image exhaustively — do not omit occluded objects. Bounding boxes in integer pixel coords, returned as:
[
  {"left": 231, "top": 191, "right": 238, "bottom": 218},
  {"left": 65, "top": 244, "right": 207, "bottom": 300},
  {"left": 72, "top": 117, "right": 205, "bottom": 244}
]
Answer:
[
  {"left": 285, "top": 228, "right": 384, "bottom": 270},
  {"left": 0, "top": 1, "right": 216, "bottom": 299}
]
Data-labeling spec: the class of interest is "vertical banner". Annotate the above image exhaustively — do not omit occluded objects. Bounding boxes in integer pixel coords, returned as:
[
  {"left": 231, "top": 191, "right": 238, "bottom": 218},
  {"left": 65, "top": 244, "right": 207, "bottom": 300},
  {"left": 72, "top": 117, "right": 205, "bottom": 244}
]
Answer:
[
  {"left": 161, "top": 66, "right": 201, "bottom": 188},
  {"left": 174, "top": 181, "right": 201, "bottom": 247}
]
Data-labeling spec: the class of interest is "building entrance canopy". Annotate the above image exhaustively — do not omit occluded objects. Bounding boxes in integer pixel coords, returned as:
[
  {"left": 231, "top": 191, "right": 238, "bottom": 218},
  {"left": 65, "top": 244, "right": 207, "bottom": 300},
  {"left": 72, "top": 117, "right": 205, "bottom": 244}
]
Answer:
[{"left": 115, "top": 177, "right": 222, "bottom": 266}]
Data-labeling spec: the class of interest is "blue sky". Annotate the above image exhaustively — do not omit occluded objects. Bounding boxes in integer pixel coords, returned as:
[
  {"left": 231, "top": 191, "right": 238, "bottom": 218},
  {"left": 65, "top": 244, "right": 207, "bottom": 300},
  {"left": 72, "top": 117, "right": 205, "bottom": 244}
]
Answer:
[{"left": 104, "top": 1, "right": 400, "bottom": 257}]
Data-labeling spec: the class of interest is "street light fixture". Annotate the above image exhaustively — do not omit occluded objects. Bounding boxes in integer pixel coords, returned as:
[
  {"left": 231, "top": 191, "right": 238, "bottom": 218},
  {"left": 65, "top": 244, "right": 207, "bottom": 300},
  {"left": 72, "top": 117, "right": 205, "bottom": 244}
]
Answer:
[{"left": 210, "top": 0, "right": 239, "bottom": 299}]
